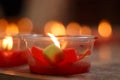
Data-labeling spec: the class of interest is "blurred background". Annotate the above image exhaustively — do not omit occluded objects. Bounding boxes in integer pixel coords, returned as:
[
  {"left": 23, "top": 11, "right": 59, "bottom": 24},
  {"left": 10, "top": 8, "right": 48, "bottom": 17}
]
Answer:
[{"left": 0, "top": 0, "right": 120, "bottom": 38}]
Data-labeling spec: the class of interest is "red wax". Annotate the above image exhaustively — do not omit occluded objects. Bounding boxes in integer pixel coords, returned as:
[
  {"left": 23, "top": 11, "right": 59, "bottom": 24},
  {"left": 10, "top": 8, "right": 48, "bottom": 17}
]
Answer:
[
  {"left": 0, "top": 50, "right": 27, "bottom": 67},
  {"left": 29, "top": 61, "right": 90, "bottom": 75},
  {"left": 28, "top": 46, "right": 91, "bottom": 75}
]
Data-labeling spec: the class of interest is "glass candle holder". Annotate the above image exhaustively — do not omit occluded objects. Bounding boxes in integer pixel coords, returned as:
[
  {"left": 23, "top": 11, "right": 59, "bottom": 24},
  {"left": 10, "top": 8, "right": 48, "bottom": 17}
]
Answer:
[
  {"left": 0, "top": 35, "right": 27, "bottom": 67},
  {"left": 24, "top": 34, "right": 96, "bottom": 75}
]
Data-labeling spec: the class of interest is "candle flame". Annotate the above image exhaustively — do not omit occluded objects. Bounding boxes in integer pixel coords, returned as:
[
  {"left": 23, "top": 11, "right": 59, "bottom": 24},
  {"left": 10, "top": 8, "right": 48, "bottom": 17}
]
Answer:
[
  {"left": 48, "top": 33, "right": 60, "bottom": 48},
  {"left": 2, "top": 36, "right": 13, "bottom": 50}
]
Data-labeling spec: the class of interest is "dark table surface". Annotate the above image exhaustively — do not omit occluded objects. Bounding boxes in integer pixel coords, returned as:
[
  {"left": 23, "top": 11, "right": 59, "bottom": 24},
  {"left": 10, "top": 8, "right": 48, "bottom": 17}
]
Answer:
[{"left": 0, "top": 43, "right": 120, "bottom": 80}]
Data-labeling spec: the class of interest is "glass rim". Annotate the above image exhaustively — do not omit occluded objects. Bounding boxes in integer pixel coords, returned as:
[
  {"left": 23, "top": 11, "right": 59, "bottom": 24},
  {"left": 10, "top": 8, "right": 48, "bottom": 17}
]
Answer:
[
  {"left": 0, "top": 34, "right": 22, "bottom": 39},
  {"left": 22, "top": 34, "right": 97, "bottom": 40}
]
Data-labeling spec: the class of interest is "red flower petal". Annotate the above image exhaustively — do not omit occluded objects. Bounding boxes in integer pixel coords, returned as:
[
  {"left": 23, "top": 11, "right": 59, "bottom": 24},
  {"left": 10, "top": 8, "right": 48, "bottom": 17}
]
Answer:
[
  {"left": 63, "top": 48, "right": 78, "bottom": 63},
  {"left": 31, "top": 46, "right": 49, "bottom": 66},
  {"left": 58, "top": 48, "right": 78, "bottom": 66}
]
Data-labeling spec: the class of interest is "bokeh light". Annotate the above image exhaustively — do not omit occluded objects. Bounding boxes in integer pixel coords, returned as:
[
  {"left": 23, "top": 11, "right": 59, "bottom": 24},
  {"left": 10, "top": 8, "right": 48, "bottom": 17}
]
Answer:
[
  {"left": 98, "top": 20, "right": 112, "bottom": 38},
  {"left": 44, "top": 21, "right": 66, "bottom": 36},
  {"left": 17, "top": 18, "right": 33, "bottom": 34},
  {"left": 81, "top": 25, "right": 92, "bottom": 35},
  {"left": 0, "top": 19, "right": 8, "bottom": 34},
  {"left": 66, "top": 22, "right": 81, "bottom": 35},
  {"left": 6, "top": 23, "right": 19, "bottom": 35}
]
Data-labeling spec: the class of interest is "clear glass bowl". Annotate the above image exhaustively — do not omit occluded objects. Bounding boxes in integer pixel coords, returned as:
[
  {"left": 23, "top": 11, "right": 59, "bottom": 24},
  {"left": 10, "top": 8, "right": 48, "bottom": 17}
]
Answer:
[
  {"left": 0, "top": 35, "right": 27, "bottom": 67},
  {"left": 23, "top": 34, "right": 96, "bottom": 75}
]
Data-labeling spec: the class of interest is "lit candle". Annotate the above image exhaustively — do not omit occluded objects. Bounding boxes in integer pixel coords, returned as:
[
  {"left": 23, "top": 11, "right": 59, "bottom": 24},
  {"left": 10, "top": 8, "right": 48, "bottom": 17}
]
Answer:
[
  {"left": 2, "top": 36, "right": 13, "bottom": 50},
  {"left": 0, "top": 35, "right": 27, "bottom": 67},
  {"left": 24, "top": 34, "right": 96, "bottom": 75}
]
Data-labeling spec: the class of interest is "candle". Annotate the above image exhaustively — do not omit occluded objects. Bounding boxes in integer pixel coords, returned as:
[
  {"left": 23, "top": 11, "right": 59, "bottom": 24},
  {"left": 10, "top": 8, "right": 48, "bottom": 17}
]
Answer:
[
  {"left": 24, "top": 34, "right": 96, "bottom": 75},
  {"left": 0, "top": 35, "right": 27, "bottom": 67}
]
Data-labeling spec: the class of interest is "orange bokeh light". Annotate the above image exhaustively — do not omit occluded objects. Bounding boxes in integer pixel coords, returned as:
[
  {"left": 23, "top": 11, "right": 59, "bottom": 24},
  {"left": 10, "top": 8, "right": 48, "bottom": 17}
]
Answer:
[
  {"left": 44, "top": 21, "right": 66, "bottom": 36},
  {"left": 66, "top": 22, "right": 81, "bottom": 35},
  {"left": 17, "top": 18, "right": 33, "bottom": 34},
  {"left": 81, "top": 25, "right": 92, "bottom": 35},
  {"left": 6, "top": 23, "right": 19, "bottom": 35},
  {"left": 0, "top": 19, "right": 8, "bottom": 33},
  {"left": 98, "top": 20, "right": 112, "bottom": 38}
]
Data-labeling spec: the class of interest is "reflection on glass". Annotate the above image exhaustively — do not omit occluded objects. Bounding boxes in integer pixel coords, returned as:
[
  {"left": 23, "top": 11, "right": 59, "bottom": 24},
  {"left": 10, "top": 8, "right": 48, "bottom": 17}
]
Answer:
[{"left": 98, "top": 44, "right": 111, "bottom": 63}]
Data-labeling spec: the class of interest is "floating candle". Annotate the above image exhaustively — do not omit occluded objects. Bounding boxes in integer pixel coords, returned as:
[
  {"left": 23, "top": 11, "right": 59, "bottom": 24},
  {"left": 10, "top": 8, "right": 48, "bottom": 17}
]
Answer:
[
  {"left": 24, "top": 34, "right": 96, "bottom": 75},
  {"left": 0, "top": 35, "right": 27, "bottom": 67}
]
